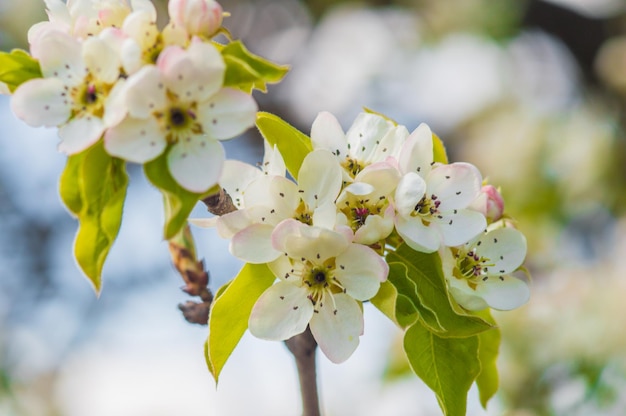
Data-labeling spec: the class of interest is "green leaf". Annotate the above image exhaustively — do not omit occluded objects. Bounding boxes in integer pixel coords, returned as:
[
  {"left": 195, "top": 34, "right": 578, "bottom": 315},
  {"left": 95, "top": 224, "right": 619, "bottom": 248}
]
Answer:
[
  {"left": 206, "top": 263, "right": 276, "bottom": 381},
  {"left": 221, "top": 40, "right": 289, "bottom": 93},
  {"left": 475, "top": 310, "right": 501, "bottom": 408},
  {"left": 404, "top": 321, "right": 481, "bottom": 416},
  {"left": 61, "top": 143, "right": 128, "bottom": 293},
  {"left": 143, "top": 151, "right": 218, "bottom": 240},
  {"left": 387, "top": 245, "right": 493, "bottom": 337},
  {"left": 362, "top": 107, "right": 398, "bottom": 125},
  {"left": 0, "top": 49, "right": 42, "bottom": 92},
  {"left": 256, "top": 112, "right": 313, "bottom": 180}
]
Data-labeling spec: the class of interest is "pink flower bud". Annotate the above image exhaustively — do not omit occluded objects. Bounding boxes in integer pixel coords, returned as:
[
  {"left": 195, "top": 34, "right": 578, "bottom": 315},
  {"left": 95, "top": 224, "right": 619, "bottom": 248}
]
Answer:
[
  {"left": 470, "top": 185, "right": 504, "bottom": 222},
  {"left": 168, "top": 0, "right": 223, "bottom": 38}
]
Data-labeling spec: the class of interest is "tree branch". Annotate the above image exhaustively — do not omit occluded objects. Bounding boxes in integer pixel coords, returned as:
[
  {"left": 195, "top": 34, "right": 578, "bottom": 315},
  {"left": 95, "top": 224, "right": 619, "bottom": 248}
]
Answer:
[{"left": 285, "top": 328, "right": 321, "bottom": 416}]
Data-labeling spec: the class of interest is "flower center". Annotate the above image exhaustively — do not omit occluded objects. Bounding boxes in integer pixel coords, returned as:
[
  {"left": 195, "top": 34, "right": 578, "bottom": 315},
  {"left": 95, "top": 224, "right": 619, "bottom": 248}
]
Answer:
[
  {"left": 339, "top": 194, "right": 387, "bottom": 232},
  {"left": 452, "top": 248, "right": 495, "bottom": 288},
  {"left": 294, "top": 199, "right": 313, "bottom": 225},
  {"left": 71, "top": 77, "right": 112, "bottom": 118},
  {"left": 158, "top": 102, "right": 203, "bottom": 144},
  {"left": 411, "top": 194, "right": 442, "bottom": 225},
  {"left": 342, "top": 157, "right": 366, "bottom": 178}
]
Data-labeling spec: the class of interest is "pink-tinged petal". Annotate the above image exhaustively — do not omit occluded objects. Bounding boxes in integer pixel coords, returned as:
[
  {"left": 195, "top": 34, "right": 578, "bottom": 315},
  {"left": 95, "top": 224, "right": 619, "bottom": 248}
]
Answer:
[
  {"left": 398, "top": 123, "right": 434, "bottom": 176},
  {"left": 394, "top": 172, "right": 426, "bottom": 218},
  {"left": 219, "top": 160, "right": 261, "bottom": 208},
  {"left": 334, "top": 244, "right": 387, "bottom": 300},
  {"left": 243, "top": 175, "right": 300, "bottom": 219},
  {"left": 249, "top": 282, "right": 313, "bottom": 341},
  {"left": 345, "top": 113, "right": 394, "bottom": 163},
  {"left": 395, "top": 215, "right": 441, "bottom": 253},
  {"left": 58, "top": 116, "right": 104, "bottom": 154},
  {"left": 427, "top": 163, "right": 482, "bottom": 211},
  {"left": 123, "top": 65, "right": 167, "bottom": 118},
  {"left": 469, "top": 185, "right": 505, "bottom": 222},
  {"left": 31, "top": 30, "right": 85, "bottom": 82},
  {"left": 354, "top": 206, "right": 394, "bottom": 245},
  {"left": 104, "top": 116, "right": 165, "bottom": 163},
  {"left": 82, "top": 36, "right": 120, "bottom": 84},
  {"left": 272, "top": 219, "right": 350, "bottom": 263},
  {"left": 435, "top": 209, "right": 486, "bottom": 247},
  {"left": 167, "top": 137, "right": 225, "bottom": 193},
  {"left": 10, "top": 78, "right": 70, "bottom": 127},
  {"left": 298, "top": 149, "right": 342, "bottom": 208},
  {"left": 230, "top": 223, "right": 281, "bottom": 264},
  {"left": 198, "top": 88, "right": 257, "bottom": 140},
  {"left": 370, "top": 124, "right": 409, "bottom": 162},
  {"left": 474, "top": 227, "right": 527, "bottom": 274},
  {"left": 310, "top": 111, "right": 347, "bottom": 156},
  {"left": 310, "top": 293, "right": 363, "bottom": 363}
]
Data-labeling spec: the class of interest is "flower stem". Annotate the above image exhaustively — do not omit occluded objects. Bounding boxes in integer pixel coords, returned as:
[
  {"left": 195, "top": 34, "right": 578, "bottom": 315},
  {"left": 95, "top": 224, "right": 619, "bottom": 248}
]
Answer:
[{"left": 285, "top": 327, "right": 321, "bottom": 416}]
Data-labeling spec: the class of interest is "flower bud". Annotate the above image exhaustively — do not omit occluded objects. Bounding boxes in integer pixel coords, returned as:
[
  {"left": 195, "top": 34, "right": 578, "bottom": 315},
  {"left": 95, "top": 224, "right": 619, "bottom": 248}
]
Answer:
[
  {"left": 168, "top": 0, "right": 223, "bottom": 38},
  {"left": 470, "top": 185, "right": 504, "bottom": 222}
]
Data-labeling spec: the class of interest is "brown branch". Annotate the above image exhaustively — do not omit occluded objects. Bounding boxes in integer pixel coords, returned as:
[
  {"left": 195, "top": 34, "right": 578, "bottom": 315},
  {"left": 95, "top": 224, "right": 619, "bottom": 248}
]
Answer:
[
  {"left": 202, "top": 187, "right": 237, "bottom": 216},
  {"left": 285, "top": 328, "right": 321, "bottom": 416}
]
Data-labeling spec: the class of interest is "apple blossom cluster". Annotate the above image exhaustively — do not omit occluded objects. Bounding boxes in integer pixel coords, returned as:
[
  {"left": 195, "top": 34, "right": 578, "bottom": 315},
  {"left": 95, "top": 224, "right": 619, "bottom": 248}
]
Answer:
[
  {"left": 200, "top": 111, "right": 530, "bottom": 363},
  {"left": 9, "top": 0, "right": 257, "bottom": 193}
]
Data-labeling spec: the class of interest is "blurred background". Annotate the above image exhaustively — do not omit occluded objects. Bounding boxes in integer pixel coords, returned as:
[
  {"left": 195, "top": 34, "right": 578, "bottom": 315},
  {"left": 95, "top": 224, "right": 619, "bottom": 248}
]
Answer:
[{"left": 2, "top": 0, "right": 626, "bottom": 414}]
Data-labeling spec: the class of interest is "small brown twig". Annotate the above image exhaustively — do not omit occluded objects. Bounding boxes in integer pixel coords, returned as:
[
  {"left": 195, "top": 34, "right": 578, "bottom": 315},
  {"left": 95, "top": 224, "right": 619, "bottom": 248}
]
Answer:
[
  {"left": 202, "top": 187, "right": 237, "bottom": 216},
  {"left": 285, "top": 328, "right": 321, "bottom": 416}
]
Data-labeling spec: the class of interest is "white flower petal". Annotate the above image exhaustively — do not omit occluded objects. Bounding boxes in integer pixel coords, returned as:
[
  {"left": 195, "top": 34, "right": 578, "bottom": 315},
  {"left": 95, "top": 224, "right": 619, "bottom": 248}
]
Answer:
[
  {"left": 243, "top": 175, "right": 300, "bottom": 219},
  {"left": 219, "top": 160, "right": 261, "bottom": 209},
  {"left": 310, "top": 111, "right": 347, "bottom": 156},
  {"left": 131, "top": 0, "right": 157, "bottom": 20},
  {"left": 123, "top": 65, "right": 167, "bottom": 118},
  {"left": 10, "top": 78, "right": 70, "bottom": 127},
  {"left": 370, "top": 124, "right": 409, "bottom": 162},
  {"left": 395, "top": 215, "right": 441, "bottom": 253},
  {"left": 312, "top": 201, "right": 337, "bottom": 230},
  {"left": 120, "top": 38, "right": 143, "bottom": 75},
  {"left": 58, "top": 116, "right": 105, "bottom": 154},
  {"left": 230, "top": 223, "right": 281, "bottom": 264},
  {"left": 185, "top": 39, "right": 225, "bottom": 100},
  {"left": 188, "top": 217, "right": 218, "bottom": 228},
  {"left": 103, "top": 79, "right": 128, "bottom": 128},
  {"left": 398, "top": 123, "right": 434, "bottom": 176},
  {"left": 198, "top": 88, "right": 257, "bottom": 140},
  {"left": 167, "top": 137, "right": 224, "bottom": 193},
  {"left": 353, "top": 205, "right": 394, "bottom": 245},
  {"left": 215, "top": 209, "right": 254, "bottom": 239},
  {"left": 249, "top": 282, "right": 313, "bottom": 341},
  {"left": 272, "top": 219, "right": 349, "bottom": 263},
  {"left": 436, "top": 209, "right": 486, "bottom": 247},
  {"left": 32, "top": 29, "right": 85, "bottom": 82},
  {"left": 82, "top": 36, "right": 120, "bottom": 84},
  {"left": 104, "top": 116, "right": 165, "bottom": 163},
  {"left": 334, "top": 244, "right": 387, "bottom": 300},
  {"left": 298, "top": 149, "right": 342, "bottom": 208},
  {"left": 354, "top": 161, "right": 401, "bottom": 196},
  {"left": 310, "top": 293, "right": 363, "bottom": 363},
  {"left": 345, "top": 113, "right": 394, "bottom": 163},
  {"left": 474, "top": 227, "right": 527, "bottom": 274},
  {"left": 122, "top": 10, "right": 158, "bottom": 48},
  {"left": 428, "top": 163, "right": 482, "bottom": 211},
  {"left": 449, "top": 273, "right": 530, "bottom": 311},
  {"left": 342, "top": 182, "right": 374, "bottom": 197},
  {"left": 262, "top": 141, "right": 286, "bottom": 176},
  {"left": 394, "top": 172, "right": 426, "bottom": 218}
]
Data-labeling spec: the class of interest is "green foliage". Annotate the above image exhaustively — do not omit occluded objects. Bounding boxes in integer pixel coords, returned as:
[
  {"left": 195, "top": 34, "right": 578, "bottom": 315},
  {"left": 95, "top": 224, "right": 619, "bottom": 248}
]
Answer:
[
  {"left": 143, "top": 151, "right": 218, "bottom": 240},
  {"left": 432, "top": 132, "right": 449, "bottom": 164},
  {"left": 404, "top": 321, "right": 481, "bottom": 416},
  {"left": 0, "top": 49, "right": 42, "bottom": 92},
  {"left": 372, "top": 245, "right": 502, "bottom": 414},
  {"left": 206, "top": 263, "right": 276, "bottom": 381},
  {"left": 59, "top": 142, "right": 128, "bottom": 293},
  {"left": 221, "top": 40, "right": 289, "bottom": 93},
  {"left": 256, "top": 112, "right": 313, "bottom": 180}
]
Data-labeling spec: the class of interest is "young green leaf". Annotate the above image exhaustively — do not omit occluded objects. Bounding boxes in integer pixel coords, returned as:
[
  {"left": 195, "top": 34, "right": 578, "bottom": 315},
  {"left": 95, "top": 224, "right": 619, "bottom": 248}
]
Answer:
[
  {"left": 62, "top": 142, "right": 128, "bottom": 293},
  {"left": 404, "top": 321, "right": 481, "bottom": 416},
  {"left": 387, "top": 245, "right": 493, "bottom": 337},
  {"left": 256, "top": 112, "right": 313, "bottom": 180},
  {"left": 206, "top": 263, "right": 276, "bottom": 382},
  {"left": 221, "top": 40, "right": 289, "bottom": 93},
  {"left": 432, "top": 132, "right": 449, "bottom": 164},
  {"left": 0, "top": 49, "right": 42, "bottom": 92},
  {"left": 474, "top": 310, "right": 501, "bottom": 408},
  {"left": 144, "top": 151, "right": 218, "bottom": 240}
]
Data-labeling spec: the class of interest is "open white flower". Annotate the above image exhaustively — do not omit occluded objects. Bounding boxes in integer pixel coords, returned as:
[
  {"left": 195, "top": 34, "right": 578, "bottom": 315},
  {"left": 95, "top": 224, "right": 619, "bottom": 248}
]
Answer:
[
  {"left": 104, "top": 39, "right": 257, "bottom": 192},
  {"left": 249, "top": 219, "right": 388, "bottom": 363},
  {"left": 310, "top": 111, "right": 409, "bottom": 181},
  {"left": 11, "top": 27, "right": 126, "bottom": 154},
  {"left": 394, "top": 123, "right": 486, "bottom": 252},
  {"left": 218, "top": 149, "right": 343, "bottom": 263},
  {"left": 442, "top": 226, "right": 530, "bottom": 311}
]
